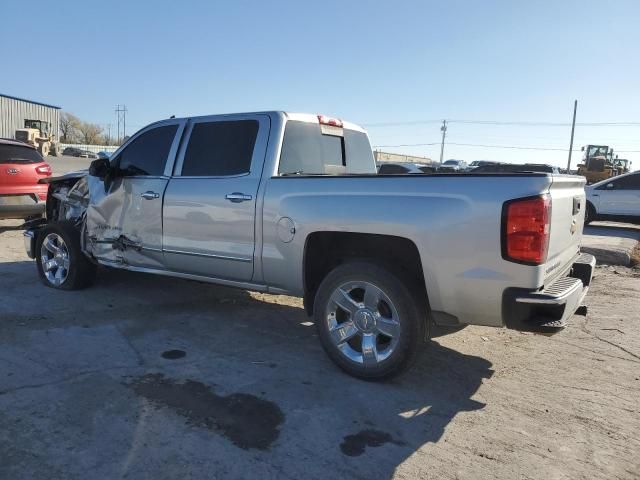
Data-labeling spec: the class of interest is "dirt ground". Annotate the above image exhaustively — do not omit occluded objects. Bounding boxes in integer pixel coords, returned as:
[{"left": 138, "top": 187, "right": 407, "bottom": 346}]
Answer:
[{"left": 0, "top": 219, "right": 639, "bottom": 480}]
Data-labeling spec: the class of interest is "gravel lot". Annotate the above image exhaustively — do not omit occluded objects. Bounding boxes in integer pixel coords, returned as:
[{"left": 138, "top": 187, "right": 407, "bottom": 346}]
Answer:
[
  {"left": 1, "top": 196, "right": 639, "bottom": 478},
  {"left": 45, "top": 154, "right": 93, "bottom": 176}
]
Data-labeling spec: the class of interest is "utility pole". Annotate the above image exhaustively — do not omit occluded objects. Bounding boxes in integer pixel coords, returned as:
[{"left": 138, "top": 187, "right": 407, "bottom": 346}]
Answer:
[
  {"left": 439, "top": 120, "right": 447, "bottom": 164},
  {"left": 567, "top": 100, "right": 577, "bottom": 173},
  {"left": 115, "top": 105, "right": 127, "bottom": 143}
]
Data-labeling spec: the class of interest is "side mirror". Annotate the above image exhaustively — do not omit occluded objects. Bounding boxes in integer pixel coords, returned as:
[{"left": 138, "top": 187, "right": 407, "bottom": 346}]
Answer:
[{"left": 89, "top": 157, "right": 111, "bottom": 178}]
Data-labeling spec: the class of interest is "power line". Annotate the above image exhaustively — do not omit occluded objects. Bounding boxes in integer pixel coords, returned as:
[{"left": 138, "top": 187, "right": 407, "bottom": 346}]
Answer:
[
  {"left": 372, "top": 141, "right": 640, "bottom": 153},
  {"left": 363, "top": 120, "right": 443, "bottom": 127},
  {"left": 373, "top": 142, "right": 441, "bottom": 148},
  {"left": 448, "top": 142, "right": 577, "bottom": 151},
  {"left": 450, "top": 120, "right": 640, "bottom": 127},
  {"left": 363, "top": 119, "right": 640, "bottom": 128}
]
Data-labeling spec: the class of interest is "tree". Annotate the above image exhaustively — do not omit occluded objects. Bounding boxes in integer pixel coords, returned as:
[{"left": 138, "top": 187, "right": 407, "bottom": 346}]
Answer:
[
  {"left": 59, "top": 112, "right": 80, "bottom": 143},
  {"left": 76, "top": 121, "right": 103, "bottom": 145}
]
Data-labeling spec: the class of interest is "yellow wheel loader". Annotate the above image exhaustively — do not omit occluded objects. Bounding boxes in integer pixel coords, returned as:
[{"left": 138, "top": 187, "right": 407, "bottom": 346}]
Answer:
[{"left": 15, "top": 119, "right": 59, "bottom": 157}]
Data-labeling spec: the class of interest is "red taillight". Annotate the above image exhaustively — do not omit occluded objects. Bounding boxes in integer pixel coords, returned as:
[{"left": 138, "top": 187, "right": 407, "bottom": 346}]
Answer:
[
  {"left": 503, "top": 195, "right": 551, "bottom": 265},
  {"left": 37, "top": 192, "right": 47, "bottom": 201},
  {"left": 317, "top": 115, "right": 343, "bottom": 128},
  {"left": 36, "top": 164, "right": 52, "bottom": 176}
]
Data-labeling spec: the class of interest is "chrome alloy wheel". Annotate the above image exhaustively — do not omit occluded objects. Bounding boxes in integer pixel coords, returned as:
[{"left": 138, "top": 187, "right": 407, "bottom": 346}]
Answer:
[
  {"left": 40, "top": 233, "right": 70, "bottom": 286},
  {"left": 325, "top": 281, "right": 401, "bottom": 366}
]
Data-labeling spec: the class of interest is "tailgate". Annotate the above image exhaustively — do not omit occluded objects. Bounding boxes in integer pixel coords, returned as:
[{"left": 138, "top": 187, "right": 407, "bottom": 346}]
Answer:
[
  {"left": 544, "top": 175, "right": 586, "bottom": 282},
  {"left": 0, "top": 162, "right": 38, "bottom": 188}
]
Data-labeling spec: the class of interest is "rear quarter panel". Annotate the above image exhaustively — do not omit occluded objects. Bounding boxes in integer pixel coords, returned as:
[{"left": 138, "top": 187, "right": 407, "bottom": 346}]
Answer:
[{"left": 261, "top": 174, "right": 554, "bottom": 327}]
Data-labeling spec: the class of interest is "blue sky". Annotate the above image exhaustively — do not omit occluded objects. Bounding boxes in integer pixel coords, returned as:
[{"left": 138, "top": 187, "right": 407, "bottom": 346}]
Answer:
[{"left": 2, "top": 0, "right": 639, "bottom": 168}]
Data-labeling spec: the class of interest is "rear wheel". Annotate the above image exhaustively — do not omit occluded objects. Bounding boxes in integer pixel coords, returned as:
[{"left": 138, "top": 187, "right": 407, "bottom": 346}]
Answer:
[
  {"left": 35, "top": 221, "right": 96, "bottom": 290},
  {"left": 314, "top": 261, "right": 425, "bottom": 379}
]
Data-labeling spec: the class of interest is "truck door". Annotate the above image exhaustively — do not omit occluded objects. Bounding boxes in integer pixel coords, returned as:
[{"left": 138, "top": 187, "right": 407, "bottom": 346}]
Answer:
[
  {"left": 162, "top": 114, "right": 270, "bottom": 281},
  {"left": 86, "top": 120, "right": 184, "bottom": 268}
]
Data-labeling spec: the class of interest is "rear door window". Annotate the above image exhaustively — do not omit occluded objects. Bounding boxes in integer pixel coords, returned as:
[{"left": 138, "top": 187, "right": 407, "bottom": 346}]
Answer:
[
  {"left": 278, "top": 121, "right": 374, "bottom": 175},
  {"left": 0, "top": 145, "right": 43, "bottom": 164},
  {"left": 181, "top": 120, "right": 259, "bottom": 176}
]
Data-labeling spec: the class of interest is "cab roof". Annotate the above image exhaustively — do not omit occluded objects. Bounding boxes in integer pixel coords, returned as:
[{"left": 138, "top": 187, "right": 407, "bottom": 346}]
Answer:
[{"left": 160, "top": 111, "right": 367, "bottom": 134}]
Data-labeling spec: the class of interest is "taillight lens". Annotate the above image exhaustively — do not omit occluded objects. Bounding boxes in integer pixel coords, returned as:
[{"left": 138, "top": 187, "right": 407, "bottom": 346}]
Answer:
[
  {"left": 37, "top": 192, "right": 47, "bottom": 201},
  {"left": 36, "top": 164, "right": 52, "bottom": 176},
  {"left": 503, "top": 195, "right": 551, "bottom": 265}
]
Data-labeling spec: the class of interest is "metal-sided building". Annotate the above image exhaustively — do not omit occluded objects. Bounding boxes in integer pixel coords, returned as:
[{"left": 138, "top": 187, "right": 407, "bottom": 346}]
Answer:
[{"left": 0, "top": 93, "right": 61, "bottom": 140}]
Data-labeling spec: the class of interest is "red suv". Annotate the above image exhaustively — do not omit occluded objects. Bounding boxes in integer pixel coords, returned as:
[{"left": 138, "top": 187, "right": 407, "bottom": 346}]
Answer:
[{"left": 0, "top": 138, "right": 52, "bottom": 220}]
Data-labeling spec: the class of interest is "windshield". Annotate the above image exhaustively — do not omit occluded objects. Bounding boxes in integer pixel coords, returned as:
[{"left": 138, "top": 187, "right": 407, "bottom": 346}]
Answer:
[
  {"left": 0, "top": 145, "right": 43, "bottom": 164},
  {"left": 443, "top": 160, "right": 459, "bottom": 165},
  {"left": 587, "top": 146, "right": 608, "bottom": 158}
]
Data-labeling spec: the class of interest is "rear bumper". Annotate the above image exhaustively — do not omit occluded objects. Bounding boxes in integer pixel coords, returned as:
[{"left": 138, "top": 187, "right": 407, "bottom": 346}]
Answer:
[
  {"left": 0, "top": 201, "right": 44, "bottom": 220},
  {"left": 0, "top": 193, "right": 44, "bottom": 218},
  {"left": 503, "top": 253, "right": 596, "bottom": 332}
]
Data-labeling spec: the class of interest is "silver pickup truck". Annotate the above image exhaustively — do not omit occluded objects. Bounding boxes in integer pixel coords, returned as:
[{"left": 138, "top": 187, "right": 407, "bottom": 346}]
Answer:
[{"left": 24, "top": 111, "right": 595, "bottom": 379}]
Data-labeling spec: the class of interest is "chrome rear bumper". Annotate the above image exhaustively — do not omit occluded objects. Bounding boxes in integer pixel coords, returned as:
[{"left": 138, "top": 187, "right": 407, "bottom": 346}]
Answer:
[{"left": 504, "top": 253, "right": 596, "bottom": 331}]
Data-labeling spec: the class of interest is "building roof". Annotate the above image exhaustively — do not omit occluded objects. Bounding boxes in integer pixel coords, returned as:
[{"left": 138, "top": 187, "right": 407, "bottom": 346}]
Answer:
[{"left": 0, "top": 93, "right": 61, "bottom": 109}]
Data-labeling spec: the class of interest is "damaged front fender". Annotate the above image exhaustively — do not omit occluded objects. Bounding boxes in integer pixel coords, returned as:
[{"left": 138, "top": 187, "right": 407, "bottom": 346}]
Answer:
[
  {"left": 45, "top": 174, "right": 90, "bottom": 223},
  {"left": 41, "top": 171, "right": 166, "bottom": 269}
]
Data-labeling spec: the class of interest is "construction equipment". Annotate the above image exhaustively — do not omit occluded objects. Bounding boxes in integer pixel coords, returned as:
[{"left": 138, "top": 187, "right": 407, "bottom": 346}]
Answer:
[
  {"left": 577, "top": 145, "right": 617, "bottom": 184},
  {"left": 613, "top": 158, "right": 631, "bottom": 174},
  {"left": 15, "top": 119, "right": 59, "bottom": 157}
]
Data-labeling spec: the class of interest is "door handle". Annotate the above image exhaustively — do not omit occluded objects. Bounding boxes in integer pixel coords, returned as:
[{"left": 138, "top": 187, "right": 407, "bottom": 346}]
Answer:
[
  {"left": 225, "top": 192, "right": 253, "bottom": 203},
  {"left": 140, "top": 191, "right": 160, "bottom": 200},
  {"left": 592, "top": 194, "right": 599, "bottom": 197}
]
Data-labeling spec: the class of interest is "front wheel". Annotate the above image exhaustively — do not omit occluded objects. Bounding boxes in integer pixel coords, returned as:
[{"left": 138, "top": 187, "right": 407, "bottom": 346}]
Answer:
[
  {"left": 35, "top": 221, "right": 97, "bottom": 290},
  {"left": 314, "top": 261, "right": 425, "bottom": 379}
]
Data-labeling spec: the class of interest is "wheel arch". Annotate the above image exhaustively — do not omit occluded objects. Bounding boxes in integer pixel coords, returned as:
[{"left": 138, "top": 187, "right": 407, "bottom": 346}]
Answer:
[{"left": 302, "top": 231, "right": 428, "bottom": 317}]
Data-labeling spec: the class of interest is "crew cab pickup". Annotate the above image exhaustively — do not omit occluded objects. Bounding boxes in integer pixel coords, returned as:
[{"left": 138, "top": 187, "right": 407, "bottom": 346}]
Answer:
[{"left": 24, "top": 112, "right": 595, "bottom": 379}]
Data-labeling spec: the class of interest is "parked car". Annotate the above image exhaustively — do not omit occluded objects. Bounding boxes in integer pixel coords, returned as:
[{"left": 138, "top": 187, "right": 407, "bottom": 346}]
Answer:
[
  {"left": 468, "top": 160, "right": 500, "bottom": 169},
  {"left": 62, "top": 147, "right": 97, "bottom": 159},
  {"left": 24, "top": 111, "right": 594, "bottom": 379},
  {"left": 62, "top": 147, "right": 82, "bottom": 157},
  {"left": 0, "top": 139, "right": 51, "bottom": 220},
  {"left": 472, "top": 163, "right": 560, "bottom": 174},
  {"left": 79, "top": 150, "right": 98, "bottom": 159},
  {"left": 585, "top": 171, "right": 640, "bottom": 224},
  {"left": 438, "top": 159, "right": 468, "bottom": 172},
  {"left": 377, "top": 162, "right": 436, "bottom": 174}
]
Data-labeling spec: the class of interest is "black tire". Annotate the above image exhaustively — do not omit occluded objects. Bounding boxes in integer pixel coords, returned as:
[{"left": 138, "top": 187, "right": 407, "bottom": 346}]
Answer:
[
  {"left": 585, "top": 202, "right": 596, "bottom": 225},
  {"left": 35, "top": 221, "right": 97, "bottom": 290},
  {"left": 314, "top": 261, "right": 426, "bottom": 379}
]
